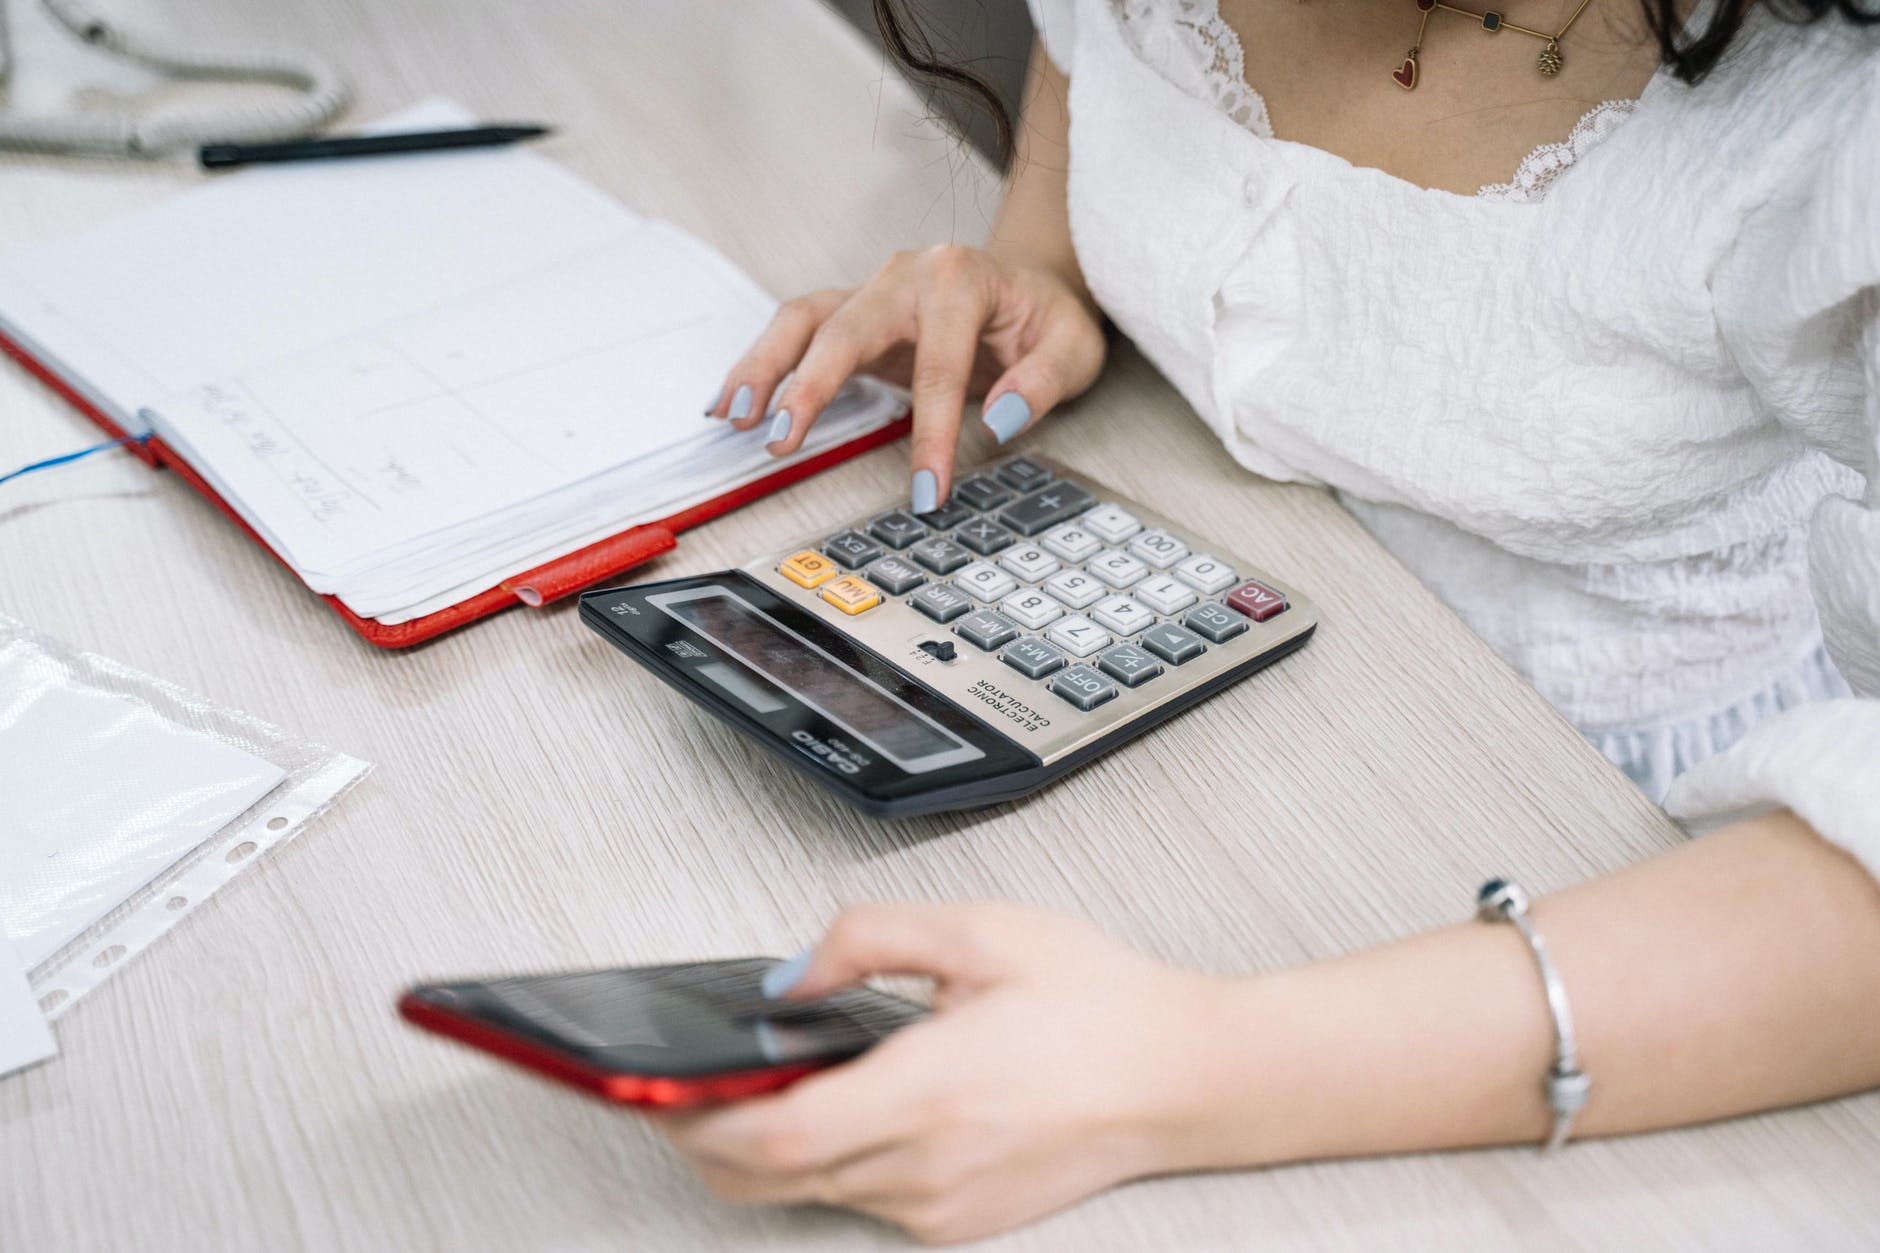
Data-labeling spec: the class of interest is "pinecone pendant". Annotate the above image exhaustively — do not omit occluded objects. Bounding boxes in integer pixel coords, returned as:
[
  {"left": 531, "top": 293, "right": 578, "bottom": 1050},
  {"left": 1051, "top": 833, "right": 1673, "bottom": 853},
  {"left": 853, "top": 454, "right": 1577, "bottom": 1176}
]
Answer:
[{"left": 1537, "top": 40, "right": 1563, "bottom": 76}]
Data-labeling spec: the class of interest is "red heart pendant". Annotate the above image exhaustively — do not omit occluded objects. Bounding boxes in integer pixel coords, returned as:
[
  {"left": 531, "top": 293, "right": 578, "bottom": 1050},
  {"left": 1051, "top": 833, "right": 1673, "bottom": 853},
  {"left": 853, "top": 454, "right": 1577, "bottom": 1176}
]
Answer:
[{"left": 1392, "top": 56, "right": 1418, "bottom": 90}]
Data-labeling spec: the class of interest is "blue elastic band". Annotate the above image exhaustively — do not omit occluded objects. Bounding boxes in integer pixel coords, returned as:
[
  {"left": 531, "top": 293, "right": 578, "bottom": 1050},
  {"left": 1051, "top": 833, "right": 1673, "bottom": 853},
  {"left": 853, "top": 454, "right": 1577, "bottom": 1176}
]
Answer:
[{"left": 0, "top": 433, "right": 151, "bottom": 489}]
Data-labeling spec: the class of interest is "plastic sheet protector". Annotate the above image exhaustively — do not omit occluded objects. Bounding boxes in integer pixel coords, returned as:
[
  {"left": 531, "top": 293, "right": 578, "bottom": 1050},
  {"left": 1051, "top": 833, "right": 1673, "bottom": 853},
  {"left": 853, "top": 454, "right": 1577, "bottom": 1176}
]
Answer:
[{"left": 0, "top": 615, "right": 367, "bottom": 1018}]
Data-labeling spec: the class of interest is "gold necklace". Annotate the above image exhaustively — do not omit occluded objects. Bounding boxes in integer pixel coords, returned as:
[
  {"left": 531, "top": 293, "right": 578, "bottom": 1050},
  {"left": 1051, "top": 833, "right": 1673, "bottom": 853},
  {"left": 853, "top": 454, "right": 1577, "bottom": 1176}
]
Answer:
[{"left": 1394, "top": 0, "right": 1597, "bottom": 91}]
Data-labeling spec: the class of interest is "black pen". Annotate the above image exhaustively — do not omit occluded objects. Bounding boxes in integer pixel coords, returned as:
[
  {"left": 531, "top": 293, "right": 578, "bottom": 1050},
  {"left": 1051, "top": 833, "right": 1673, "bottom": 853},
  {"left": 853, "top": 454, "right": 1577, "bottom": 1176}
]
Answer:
[{"left": 199, "top": 124, "right": 552, "bottom": 170}]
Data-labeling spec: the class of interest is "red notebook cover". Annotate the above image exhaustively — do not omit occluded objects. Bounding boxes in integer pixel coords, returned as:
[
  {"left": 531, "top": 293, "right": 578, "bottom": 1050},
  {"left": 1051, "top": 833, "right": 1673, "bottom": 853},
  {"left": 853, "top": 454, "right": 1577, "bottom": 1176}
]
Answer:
[{"left": 2, "top": 329, "right": 909, "bottom": 649}]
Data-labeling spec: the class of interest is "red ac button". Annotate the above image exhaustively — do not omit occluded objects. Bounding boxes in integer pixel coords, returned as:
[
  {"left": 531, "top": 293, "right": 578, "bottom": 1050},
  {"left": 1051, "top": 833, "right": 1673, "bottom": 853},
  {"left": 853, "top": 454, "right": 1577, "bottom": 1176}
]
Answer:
[{"left": 1224, "top": 579, "right": 1288, "bottom": 622}]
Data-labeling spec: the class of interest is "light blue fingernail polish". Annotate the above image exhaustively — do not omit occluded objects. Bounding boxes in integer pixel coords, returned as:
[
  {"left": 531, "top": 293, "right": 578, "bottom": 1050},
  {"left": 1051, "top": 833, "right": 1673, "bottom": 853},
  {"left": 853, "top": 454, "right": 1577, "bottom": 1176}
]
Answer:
[
  {"left": 767, "top": 411, "right": 792, "bottom": 444},
  {"left": 728, "top": 384, "right": 754, "bottom": 421},
  {"left": 982, "top": 392, "right": 1030, "bottom": 444},
  {"left": 911, "top": 468, "right": 938, "bottom": 514},
  {"left": 762, "top": 949, "right": 813, "bottom": 999}
]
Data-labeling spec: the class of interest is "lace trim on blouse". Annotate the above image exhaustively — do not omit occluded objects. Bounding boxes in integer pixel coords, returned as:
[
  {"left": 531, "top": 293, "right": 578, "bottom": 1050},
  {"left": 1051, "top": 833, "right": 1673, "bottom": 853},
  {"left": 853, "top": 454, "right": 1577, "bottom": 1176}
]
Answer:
[{"left": 1109, "top": 0, "right": 1634, "bottom": 204}]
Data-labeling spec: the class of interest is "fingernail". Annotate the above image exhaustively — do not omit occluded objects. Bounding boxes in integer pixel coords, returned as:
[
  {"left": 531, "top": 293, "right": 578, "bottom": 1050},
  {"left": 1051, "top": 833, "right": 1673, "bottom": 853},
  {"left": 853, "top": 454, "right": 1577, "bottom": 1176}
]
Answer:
[
  {"left": 910, "top": 468, "right": 938, "bottom": 514},
  {"left": 728, "top": 384, "right": 754, "bottom": 421},
  {"left": 982, "top": 392, "right": 1030, "bottom": 444},
  {"left": 704, "top": 387, "right": 724, "bottom": 417},
  {"left": 767, "top": 410, "right": 792, "bottom": 445},
  {"left": 762, "top": 948, "right": 813, "bottom": 999}
]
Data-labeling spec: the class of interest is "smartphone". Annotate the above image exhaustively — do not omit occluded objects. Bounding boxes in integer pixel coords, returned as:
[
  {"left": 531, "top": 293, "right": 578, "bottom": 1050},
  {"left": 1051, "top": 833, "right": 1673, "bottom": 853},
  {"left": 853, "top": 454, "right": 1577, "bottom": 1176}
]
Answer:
[{"left": 398, "top": 958, "right": 925, "bottom": 1108}]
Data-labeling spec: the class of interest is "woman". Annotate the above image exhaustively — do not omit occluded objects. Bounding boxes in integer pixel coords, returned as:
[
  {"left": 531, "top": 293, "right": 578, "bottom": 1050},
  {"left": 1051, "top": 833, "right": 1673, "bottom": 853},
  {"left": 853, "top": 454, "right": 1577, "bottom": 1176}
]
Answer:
[{"left": 683, "top": 0, "right": 1880, "bottom": 1242}]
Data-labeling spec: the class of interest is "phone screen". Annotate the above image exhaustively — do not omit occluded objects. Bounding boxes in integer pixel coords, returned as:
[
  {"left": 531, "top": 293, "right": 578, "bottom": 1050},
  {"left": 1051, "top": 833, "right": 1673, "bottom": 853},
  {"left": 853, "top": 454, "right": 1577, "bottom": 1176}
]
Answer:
[{"left": 406, "top": 958, "right": 923, "bottom": 1078}]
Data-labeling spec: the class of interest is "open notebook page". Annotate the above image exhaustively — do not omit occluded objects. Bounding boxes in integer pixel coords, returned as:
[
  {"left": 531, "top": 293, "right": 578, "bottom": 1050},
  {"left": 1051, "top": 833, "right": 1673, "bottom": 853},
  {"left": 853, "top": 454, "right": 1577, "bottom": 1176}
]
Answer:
[{"left": 0, "top": 100, "right": 902, "bottom": 622}]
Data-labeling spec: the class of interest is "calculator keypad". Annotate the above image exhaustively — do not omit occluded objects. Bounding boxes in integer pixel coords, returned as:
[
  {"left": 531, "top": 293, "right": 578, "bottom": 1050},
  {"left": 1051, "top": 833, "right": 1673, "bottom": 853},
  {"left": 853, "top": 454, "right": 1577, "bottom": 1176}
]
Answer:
[{"left": 772, "top": 456, "right": 1301, "bottom": 731}]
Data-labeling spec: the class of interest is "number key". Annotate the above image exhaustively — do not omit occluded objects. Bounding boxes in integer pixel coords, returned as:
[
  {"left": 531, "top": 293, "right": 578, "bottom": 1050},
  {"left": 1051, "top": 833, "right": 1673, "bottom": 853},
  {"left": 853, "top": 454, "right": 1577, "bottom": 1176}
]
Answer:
[
  {"left": 999, "top": 544, "right": 1060, "bottom": 582},
  {"left": 1128, "top": 528, "right": 1189, "bottom": 569},
  {"left": 1133, "top": 574, "right": 1197, "bottom": 615},
  {"left": 956, "top": 561, "right": 1018, "bottom": 601},
  {"left": 1045, "top": 614, "right": 1111, "bottom": 657},
  {"left": 1000, "top": 589, "right": 1064, "bottom": 630},
  {"left": 1043, "top": 568, "right": 1105, "bottom": 609},
  {"left": 1088, "top": 548, "right": 1150, "bottom": 589},
  {"left": 1091, "top": 594, "right": 1154, "bottom": 636},
  {"left": 1173, "top": 553, "right": 1236, "bottom": 595}
]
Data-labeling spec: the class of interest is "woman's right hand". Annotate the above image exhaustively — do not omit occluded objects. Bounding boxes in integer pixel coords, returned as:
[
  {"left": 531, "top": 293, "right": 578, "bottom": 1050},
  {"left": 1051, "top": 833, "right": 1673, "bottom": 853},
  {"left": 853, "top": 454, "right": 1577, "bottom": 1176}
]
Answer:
[{"left": 705, "top": 245, "right": 1107, "bottom": 512}]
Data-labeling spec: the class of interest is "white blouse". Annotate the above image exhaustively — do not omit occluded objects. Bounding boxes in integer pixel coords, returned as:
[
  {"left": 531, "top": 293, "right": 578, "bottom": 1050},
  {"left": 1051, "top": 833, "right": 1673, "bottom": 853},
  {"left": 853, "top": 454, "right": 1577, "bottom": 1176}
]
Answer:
[{"left": 1024, "top": 0, "right": 1880, "bottom": 874}]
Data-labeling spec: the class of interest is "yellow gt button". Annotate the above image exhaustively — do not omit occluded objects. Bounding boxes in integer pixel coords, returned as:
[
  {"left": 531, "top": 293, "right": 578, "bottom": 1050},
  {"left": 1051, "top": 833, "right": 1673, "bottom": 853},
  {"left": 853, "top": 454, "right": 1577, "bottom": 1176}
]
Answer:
[
  {"left": 820, "top": 575, "right": 881, "bottom": 615},
  {"left": 780, "top": 549, "right": 838, "bottom": 589}
]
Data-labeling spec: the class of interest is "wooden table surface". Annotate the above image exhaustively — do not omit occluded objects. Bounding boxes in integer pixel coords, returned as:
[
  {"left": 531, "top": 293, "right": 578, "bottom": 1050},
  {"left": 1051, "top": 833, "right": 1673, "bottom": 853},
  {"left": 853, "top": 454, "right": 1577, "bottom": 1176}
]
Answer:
[{"left": 3, "top": 2, "right": 1876, "bottom": 1249}]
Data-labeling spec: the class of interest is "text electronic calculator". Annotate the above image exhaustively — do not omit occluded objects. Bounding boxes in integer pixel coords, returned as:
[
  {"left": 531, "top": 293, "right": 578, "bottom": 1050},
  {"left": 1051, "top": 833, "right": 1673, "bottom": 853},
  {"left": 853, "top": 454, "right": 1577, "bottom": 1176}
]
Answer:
[{"left": 580, "top": 456, "right": 1317, "bottom": 817}]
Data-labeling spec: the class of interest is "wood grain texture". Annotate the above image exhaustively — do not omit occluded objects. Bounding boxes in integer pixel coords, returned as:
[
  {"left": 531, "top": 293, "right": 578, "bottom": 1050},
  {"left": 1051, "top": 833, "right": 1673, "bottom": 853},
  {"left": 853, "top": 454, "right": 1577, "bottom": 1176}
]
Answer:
[{"left": 2, "top": 2, "right": 1876, "bottom": 1249}]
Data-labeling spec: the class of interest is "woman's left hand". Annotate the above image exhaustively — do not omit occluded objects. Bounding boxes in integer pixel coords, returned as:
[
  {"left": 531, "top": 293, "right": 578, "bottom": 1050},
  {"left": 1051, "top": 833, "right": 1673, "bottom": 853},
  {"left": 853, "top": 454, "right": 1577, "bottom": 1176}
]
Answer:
[{"left": 649, "top": 903, "right": 1232, "bottom": 1245}]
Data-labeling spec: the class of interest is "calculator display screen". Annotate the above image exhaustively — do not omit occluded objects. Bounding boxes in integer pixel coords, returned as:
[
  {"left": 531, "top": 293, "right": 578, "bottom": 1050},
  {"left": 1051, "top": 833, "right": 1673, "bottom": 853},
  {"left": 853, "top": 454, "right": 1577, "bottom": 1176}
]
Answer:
[{"left": 652, "top": 588, "right": 984, "bottom": 774}]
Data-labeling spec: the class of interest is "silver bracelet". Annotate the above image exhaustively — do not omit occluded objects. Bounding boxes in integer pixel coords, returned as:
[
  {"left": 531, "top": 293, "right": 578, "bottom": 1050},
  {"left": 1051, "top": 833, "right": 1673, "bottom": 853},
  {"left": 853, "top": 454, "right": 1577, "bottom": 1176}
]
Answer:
[{"left": 1476, "top": 878, "right": 1590, "bottom": 1150}]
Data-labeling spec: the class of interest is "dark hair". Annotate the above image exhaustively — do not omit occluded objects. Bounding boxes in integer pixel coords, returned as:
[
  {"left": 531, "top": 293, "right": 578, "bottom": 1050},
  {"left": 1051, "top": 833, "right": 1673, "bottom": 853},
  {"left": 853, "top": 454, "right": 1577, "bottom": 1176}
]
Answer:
[
  {"left": 877, "top": 0, "right": 1879, "bottom": 168},
  {"left": 1647, "top": 0, "right": 1878, "bottom": 83}
]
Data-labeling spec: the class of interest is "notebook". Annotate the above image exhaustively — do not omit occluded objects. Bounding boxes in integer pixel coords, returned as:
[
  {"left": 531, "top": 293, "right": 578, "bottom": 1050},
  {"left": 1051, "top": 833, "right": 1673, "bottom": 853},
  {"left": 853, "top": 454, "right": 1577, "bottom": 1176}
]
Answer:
[{"left": 0, "top": 100, "right": 909, "bottom": 645}]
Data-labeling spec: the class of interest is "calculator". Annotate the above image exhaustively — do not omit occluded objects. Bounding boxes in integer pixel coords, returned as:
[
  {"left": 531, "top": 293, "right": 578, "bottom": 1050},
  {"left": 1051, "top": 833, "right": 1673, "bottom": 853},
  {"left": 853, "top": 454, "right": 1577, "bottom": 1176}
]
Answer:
[{"left": 579, "top": 455, "right": 1317, "bottom": 817}]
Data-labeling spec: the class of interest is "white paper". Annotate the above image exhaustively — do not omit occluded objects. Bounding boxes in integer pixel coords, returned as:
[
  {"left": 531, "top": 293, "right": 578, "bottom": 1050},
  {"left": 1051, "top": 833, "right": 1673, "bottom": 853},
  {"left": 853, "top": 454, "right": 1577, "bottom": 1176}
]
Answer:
[
  {"left": 0, "top": 935, "right": 55, "bottom": 1078},
  {"left": 0, "top": 648, "right": 286, "bottom": 969},
  {"left": 0, "top": 98, "right": 905, "bottom": 624}
]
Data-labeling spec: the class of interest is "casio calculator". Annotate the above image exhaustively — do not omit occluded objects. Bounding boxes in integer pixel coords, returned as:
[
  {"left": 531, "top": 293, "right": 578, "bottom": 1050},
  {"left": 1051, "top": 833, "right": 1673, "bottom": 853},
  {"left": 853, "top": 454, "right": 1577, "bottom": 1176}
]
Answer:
[{"left": 579, "top": 456, "right": 1317, "bottom": 817}]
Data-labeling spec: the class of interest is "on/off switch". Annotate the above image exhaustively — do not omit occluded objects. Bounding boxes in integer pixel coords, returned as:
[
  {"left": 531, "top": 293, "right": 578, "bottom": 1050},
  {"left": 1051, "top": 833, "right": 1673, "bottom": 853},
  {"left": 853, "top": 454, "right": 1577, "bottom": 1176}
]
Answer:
[{"left": 917, "top": 639, "right": 958, "bottom": 662}]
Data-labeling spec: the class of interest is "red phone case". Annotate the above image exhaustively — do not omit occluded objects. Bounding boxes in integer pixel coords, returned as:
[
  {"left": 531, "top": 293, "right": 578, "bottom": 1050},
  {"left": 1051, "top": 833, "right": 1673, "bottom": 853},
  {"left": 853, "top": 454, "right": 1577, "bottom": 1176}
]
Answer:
[{"left": 397, "top": 992, "right": 825, "bottom": 1108}]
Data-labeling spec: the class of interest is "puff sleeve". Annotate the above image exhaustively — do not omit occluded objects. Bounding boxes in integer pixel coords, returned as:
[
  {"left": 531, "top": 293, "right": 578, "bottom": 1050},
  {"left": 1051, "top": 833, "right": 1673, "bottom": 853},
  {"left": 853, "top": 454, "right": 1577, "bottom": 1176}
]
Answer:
[{"left": 1664, "top": 60, "right": 1880, "bottom": 877}]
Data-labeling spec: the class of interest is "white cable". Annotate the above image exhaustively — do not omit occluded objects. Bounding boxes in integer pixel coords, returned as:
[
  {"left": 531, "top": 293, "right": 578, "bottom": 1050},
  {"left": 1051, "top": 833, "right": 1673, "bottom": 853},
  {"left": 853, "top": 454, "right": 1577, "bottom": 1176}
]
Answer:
[{"left": 0, "top": 0, "right": 349, "bottom": 156}]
